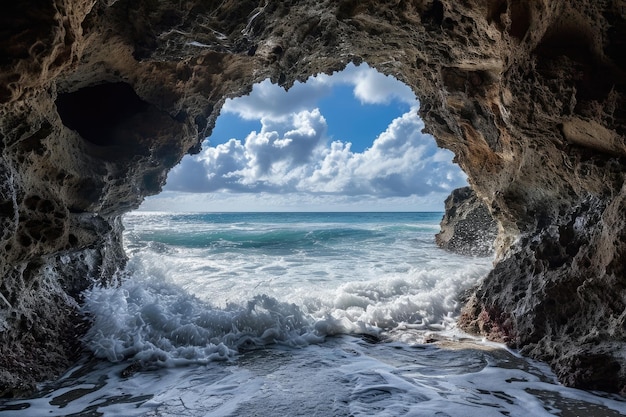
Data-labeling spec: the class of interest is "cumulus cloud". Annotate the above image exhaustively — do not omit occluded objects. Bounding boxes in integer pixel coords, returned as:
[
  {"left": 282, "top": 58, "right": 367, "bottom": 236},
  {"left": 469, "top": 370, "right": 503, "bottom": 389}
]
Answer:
[
  {"left": 167, "top": 109, "right": 328, "bottom": 193},
  {"left": 240, "top": 110, "right": 328, "bottom": 181},
  {"left": 221, "top": 63, "right": 416, "bottom": 121},
  {"left": 165, "top": 107, "right": 466, "bottom": 198},
  {"left": 166, "top": 138, "right": 247, "bottom": 192},
  {"left": 221, "top": 79, "right": 332, "bottom": 121},
  {"left": 301, "top": 109, "right": 466, "bottom": 197},
  {"left": 334, "top": 64, "right": 416, "bottom": 105}
]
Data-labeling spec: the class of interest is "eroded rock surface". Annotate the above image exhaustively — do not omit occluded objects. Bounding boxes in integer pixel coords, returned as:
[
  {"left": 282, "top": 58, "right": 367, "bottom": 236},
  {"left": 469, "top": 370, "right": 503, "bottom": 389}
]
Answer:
[
  {"left": 436, "top": 186, "right": 497, "bottom": 257},
  {"left": 1, "top": 0, "right": 626, "bottom": 394}
]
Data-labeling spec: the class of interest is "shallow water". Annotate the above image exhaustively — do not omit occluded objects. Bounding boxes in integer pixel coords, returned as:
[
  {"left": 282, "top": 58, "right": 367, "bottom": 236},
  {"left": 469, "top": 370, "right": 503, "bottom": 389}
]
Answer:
[
  {"left": 1, "top": 212, "right": 625, "bottom": 416},
  {"left": 3, "top": 335, "right": 625, "bottom": 416}
]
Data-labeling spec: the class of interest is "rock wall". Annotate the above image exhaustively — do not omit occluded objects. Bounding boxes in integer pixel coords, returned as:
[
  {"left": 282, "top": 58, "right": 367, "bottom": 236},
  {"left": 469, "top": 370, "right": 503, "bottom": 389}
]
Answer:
[
  {"left": 1, "top": 0, "right": 625, "bottom": 394},
  {"left": 436, "top": 186, "right": 497, "bottom": 256}
]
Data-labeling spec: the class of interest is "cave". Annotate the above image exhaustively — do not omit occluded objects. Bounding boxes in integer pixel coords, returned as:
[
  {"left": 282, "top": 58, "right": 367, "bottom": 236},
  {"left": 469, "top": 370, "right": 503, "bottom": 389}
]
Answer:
[
  {"left": 0, "top": 0, "right": 626, "bottom": 399},
  {"left": 55, "top": 82, "right": 150, "bottom": 146}
]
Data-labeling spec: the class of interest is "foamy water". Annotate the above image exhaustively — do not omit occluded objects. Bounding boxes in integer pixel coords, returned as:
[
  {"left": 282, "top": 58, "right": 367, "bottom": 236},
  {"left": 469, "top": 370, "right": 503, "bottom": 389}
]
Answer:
[{"left": 1, "top": 212, "right": 625, "bottom": 416}]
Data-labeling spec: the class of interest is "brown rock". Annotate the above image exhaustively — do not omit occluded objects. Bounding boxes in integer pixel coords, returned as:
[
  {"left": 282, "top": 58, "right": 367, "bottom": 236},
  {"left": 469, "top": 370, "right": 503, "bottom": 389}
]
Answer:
[{"left": 0, "top": 0, "right": 625, "bottom": 393}]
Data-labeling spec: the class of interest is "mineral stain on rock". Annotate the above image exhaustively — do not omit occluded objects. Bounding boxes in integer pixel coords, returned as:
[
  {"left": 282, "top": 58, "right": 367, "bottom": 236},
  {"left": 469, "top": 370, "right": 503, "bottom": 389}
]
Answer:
[{"left": 0, "top": 0, "right": 626, "bottom": 395}]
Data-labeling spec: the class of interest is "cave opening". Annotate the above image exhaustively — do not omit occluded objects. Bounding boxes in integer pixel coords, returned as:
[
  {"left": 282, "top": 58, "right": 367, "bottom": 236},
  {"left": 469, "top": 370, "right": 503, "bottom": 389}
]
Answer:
[
  {"left": 55, "top": 82, "right": 150, "bottom": 146},
  {"left": 139, "top": 63, "right": 467, "bottom": 212},
  {"left": 97, "top": 65, "right": 510, "bottom": 417}
]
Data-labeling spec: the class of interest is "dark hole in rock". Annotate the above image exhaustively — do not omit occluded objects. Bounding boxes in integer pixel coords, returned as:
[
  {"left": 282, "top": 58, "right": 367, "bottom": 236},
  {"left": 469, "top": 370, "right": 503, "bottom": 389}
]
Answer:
[
  {"left": 68, "top": 234, "right": 78, "bottom": 246},
  {"left": 604, "top": 10, "right": 626, "bottom": 73},
  {"left": 507, "top": 0, "right": 531, "bottom": 40},
  {"left": 56, "top": 82, "right": 149, "bottom": 146},
  {"left": 0, "top": 201, "right": 14, "bottom": 217},
  {"left": 23, "top": 195, "right": 41, "bottom": 210},
  {"left": 18, "top": 233, "right": 32, "bottom": 247},
  {"left": 534, "top": 21, "right": 617, "bottom": 103},
  {"left": 18, "top": 121, "right": 52, "bottom": 154},
  {"left": 423, "top": 0, "right": 444, "bottom": 26},
  {"left": 486, "top": 0, "right": 507, "bottom": 27}
]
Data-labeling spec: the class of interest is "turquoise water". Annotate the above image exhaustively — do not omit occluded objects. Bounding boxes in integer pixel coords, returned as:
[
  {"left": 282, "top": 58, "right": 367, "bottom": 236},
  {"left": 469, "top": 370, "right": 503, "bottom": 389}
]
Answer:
[
  {"left": 127, "top": 212, "right": 438, "bottom": 250},
  {"left": 1, "top": 212, "right": 625, "bottom": 416}
]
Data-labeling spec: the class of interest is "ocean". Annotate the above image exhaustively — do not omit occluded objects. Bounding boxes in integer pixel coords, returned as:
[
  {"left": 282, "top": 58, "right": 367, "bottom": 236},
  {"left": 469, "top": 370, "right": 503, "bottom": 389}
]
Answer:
[{"left": 1, "top": 212, "right": 625, "bottom": 416}]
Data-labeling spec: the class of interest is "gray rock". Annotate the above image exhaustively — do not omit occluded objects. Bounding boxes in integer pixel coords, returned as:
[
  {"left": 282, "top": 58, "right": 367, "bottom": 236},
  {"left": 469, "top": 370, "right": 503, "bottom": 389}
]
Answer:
[{"left": 436, "top": 187, "right": 497, "bottom": 257}]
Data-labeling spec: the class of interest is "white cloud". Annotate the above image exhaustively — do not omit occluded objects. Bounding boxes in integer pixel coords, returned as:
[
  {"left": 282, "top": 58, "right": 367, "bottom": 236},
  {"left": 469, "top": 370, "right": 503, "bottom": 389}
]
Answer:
[
  {"left": 349, "top": 66, "right": 416, "bottom": 105},
  {"left": 167, "top": 109, "right": 328, "bottom": 193},
  {"left": 302, "top": 109, "right": 466, "bottom": 197},
  {"left": 240, "top": 110, "right": 327, "bottom": 181},
  {"left": 221, "top": 78, "right": 331, "bottom": 121},
  {"left": 163, "top": 107, "right": 466, "bottom": 198},
  {"left": 166, "top": 138, "right": 247, "bottom": 192},
  {"left": 221, "top": 63, "right": 416, "bottom": 121}
]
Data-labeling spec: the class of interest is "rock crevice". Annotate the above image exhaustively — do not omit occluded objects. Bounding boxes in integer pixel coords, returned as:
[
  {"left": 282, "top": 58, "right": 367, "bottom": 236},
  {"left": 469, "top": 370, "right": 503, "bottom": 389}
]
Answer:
[{"left": 1, "top": 0, "right": 626, "bottom": 394}]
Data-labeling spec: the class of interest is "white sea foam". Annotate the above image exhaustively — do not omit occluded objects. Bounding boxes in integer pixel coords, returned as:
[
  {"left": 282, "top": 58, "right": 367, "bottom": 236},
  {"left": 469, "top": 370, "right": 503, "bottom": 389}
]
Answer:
[
  {"left": 81, "top": 232, "right": 492, "bottom": 366},
  {"left": 82, "top": 272, "right": 327, "bottom": 365}
]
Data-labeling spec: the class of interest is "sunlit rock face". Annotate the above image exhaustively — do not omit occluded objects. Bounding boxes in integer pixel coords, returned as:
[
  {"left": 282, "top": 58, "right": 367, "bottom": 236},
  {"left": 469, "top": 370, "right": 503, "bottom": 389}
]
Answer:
[
  {"left": 0, "top": 0, "right": 625, "bottom": 394},
  {"left": 436, "top": 187, "right": 497, "bottom": 257}
]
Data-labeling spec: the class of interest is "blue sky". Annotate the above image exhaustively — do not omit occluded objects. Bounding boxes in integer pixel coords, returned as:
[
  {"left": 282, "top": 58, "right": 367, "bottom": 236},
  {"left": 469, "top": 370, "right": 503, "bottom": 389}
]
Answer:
[{"left": 140, "top": 63, "right": 467, "bottom": 212}]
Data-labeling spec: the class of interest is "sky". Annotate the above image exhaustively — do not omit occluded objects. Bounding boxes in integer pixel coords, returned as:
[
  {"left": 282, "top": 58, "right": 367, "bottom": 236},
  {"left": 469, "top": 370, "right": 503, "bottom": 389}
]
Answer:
[{"left": 139, "top": 63, "right": 468, "bottom": 212}]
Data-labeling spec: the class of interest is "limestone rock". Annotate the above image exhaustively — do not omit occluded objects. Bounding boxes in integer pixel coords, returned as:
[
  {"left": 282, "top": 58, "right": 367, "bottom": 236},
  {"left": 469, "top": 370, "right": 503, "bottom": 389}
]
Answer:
[
  {"left": 436, "top": 187, "right": 497, "bottom": 257},
  {"left": 1, "top": 0, "right": 626, "bottom": 393}
]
